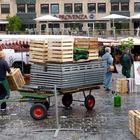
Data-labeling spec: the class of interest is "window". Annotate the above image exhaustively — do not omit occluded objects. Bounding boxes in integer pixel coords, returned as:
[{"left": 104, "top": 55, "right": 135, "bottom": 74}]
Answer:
[
  {"left": 41, "top": 4, "right": 49, "bottom": 14},
  {"left": 94, "top": 22, "right": 106, "bottom": 29},
  {"left": 51, "top": 4, "right": 59, "bottom": 14},
  {"left": 64, "top": 3, "right": 72, "bottom": 13},
  {"left": 88, "top": 3, "right": 96, "bottom": 13},
  {"left": 134, "top": 2, "right": 140, "bottom": 12},
  {"left": 17, "top": 4, "right": 25, "bottom": 13},
  {"left": 111, "top": 3, "right": 119, "bottom": 11},
  {"left": 98, "top": 3, "right": 106, "bottom": 13},
  {"left": 1, "top": 4, "right": 10, "bottom": 14},
  {"left": 27, "top": 4, "right": 35, "bottom": 13},
  {"left": 74, "top": 3, "right": 82, "bottom": 13},
  {"left": 121, "top": 2, "right": 129, "bottom": 11}
]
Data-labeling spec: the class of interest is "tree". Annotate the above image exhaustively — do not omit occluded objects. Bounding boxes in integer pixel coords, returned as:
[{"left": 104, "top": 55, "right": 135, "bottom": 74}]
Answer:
[
  {"left": 120, "top": 38, "right": 134, "bottom": 52},
  {"left": 7, "top": 15, "right": 22, "bottom": 32}
]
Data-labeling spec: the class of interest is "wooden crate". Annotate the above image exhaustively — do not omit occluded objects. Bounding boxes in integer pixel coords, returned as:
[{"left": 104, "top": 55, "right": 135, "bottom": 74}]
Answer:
[
  {"left": 48, "top": 38, "right": 74, "bottom": 62},
  {"left": 129, "top": 110, "right": 140, "bottom": 139},
  {"left": 89, "top": 38, "right": 98, "bottom": 49},
  {"left": 74, "top": 38, "right": 89, "bottom": 49},
  {"left": 7, "top": 68, "right": 25, "bottom": 91},
  {"left": 116, "top": 78, "right": 128, "bottom": 94},
  {"left": 29, "top": 39, "right": 48, "bottom": 64}
]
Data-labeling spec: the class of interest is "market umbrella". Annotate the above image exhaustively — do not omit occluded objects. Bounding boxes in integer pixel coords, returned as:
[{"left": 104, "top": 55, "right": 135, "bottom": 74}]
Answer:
[
  {"left": 34, "top": 15, "right": 61, "bottom": 34},
  {"left": 101, "top": 14, "right": 130, "bottom": 38},
  {"left": 130, "top": 13, "right": 140, "bottom": 19}
]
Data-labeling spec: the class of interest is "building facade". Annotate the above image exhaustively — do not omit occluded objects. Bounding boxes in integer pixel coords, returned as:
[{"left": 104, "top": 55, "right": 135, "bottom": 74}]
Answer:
[{"left": 0, "top": 0, "right": 140, "bottom": 36}]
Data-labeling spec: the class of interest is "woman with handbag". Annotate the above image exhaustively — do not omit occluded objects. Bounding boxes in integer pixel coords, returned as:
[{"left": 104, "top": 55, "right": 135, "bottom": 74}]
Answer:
[{"left": 102, "top": 47, "right": 114, "bottom": 91}]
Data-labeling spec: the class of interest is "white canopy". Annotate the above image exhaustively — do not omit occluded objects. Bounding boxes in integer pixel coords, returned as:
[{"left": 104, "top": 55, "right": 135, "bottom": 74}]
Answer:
[
  {"left": 130, "top": 13, "right": 140, "bottom": 19},
  {"left": 101, "top": 14, "right": 129, "bottom": 20},
  {"left": 101, "top": 14, "right": 129, "bottom": 38},
  {"left": 34, "top": 15, "right": 61, "bottom": 21}
]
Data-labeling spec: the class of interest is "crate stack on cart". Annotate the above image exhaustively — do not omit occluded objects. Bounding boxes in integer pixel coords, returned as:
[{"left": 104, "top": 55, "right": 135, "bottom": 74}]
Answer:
[
  {"left": 29, "top": 39, "right": 48, "bottom": 64},
  {"left": 28, "top": 36, "right": 106, "bottom": 91},
  {"left": 74, "top": 37, "right": 99, "bottom": 60}
]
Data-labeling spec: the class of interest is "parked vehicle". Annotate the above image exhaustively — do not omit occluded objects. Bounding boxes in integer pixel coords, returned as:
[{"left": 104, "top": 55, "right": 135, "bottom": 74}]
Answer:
[{"left": 3, "top": 49, "right": 30, "bottom": 74}]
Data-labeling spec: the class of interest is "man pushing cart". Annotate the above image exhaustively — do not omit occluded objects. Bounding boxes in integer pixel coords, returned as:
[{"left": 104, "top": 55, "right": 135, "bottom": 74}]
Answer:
[{"left": 0, "top": 50, "right": 11, "bottom": 110}]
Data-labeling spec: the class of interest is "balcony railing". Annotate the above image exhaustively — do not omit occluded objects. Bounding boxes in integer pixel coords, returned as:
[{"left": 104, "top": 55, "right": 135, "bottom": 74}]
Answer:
[{"left": 1, "top": 29, "right": 138, "bottom": 39}]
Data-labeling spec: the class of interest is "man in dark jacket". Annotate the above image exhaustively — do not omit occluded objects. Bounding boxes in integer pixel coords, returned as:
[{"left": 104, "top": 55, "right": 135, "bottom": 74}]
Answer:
[
  {"left": 0, "top": 50, "right": 11, "bottom": 110},
  {"left": 120, "top": 48, "right": 134, "bottom": 78}
]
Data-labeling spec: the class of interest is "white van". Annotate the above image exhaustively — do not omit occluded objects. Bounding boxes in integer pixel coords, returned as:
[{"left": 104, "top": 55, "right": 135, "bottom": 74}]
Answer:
[{"left": 3, "top": 49, "right": 30, "bottom": 73}]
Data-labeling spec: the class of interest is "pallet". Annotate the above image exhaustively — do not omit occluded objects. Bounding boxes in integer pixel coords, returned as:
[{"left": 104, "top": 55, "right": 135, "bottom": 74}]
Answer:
[
  {"left": 7, "top": 68, "right": 25, "bottom": 91},
  {"left": 48, "top": 38, "right": 74, "bottom": 62},
  {"left": 129, "top": 110, "right": 140, "bottom": 139},
  {"left": 29, "top": 39, "right": 48, "bottom": 64},
  {"left": 74, "top": 38, "right": 89, "bottom": 49}
]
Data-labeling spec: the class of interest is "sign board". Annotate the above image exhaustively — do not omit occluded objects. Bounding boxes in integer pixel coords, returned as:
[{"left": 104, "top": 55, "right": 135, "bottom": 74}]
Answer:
[{"left": 134, "top": 61, "right": 140, "bottom": 85}]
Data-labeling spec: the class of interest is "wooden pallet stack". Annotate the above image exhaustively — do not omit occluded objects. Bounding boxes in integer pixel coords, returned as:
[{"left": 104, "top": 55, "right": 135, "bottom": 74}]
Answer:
[
  {"left": 29, "top": 39, "right": 48, "bottom": 64},
  {"left": 74, "top": 38, "right": 89, "bottom": 49},
  {"left": 115, "top": 78, "right": 136, "bottom": 94},
  {"left": 74, "top": 37, "right": 99, "bottom": 60},
  {"left": 7, "top": 68, "right": 25, "bottom": 91},
  {"left": 116, "top": 78, "right": 128, "bottom": 94},
  {"left": 89, "top": 38, "right": 99, "bottom": 60},
  {"left": 48, "top": 38, "right": 74, "bottom": 62},
  {"left": 129, "top": 110, "right": 140, "bottom": 139}
]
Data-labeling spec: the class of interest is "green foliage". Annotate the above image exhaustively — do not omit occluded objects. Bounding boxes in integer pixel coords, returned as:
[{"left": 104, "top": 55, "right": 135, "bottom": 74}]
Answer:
[
  {"left": 6, "top": 15, "right": 22, "bottom": 32},
  {"left": 120, "top": 38, "right": 134, "bottom": 52}
]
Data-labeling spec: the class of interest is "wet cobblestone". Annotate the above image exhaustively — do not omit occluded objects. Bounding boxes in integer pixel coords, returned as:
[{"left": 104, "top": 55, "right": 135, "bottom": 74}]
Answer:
[{"left": 0, "top": 65, "right": 139, "bottom": 139}]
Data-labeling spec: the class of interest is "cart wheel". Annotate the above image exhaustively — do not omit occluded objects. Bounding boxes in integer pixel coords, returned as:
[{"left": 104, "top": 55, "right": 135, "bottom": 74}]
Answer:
[
  {"left": 30, "top": 103, "right": 47, "bottom": 120},
  {"left": 62, "top": 93, "right": 73, "bottom": 108},
  {"left": 84, "top": 95, "right": 95, "bottom": 110},
  {"left": 44, "top": 101, "right": 50, "bottom": 110}
]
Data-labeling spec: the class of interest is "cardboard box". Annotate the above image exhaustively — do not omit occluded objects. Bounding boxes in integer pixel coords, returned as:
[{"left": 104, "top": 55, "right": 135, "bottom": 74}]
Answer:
[{"left": 7, "top": 68, "right": 25, "bottom": 91}]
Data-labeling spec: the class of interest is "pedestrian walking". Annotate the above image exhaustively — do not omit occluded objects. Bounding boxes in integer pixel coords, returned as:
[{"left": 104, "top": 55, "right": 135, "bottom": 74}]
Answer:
[
  {"left": 0, "top": 50, "right": 11, "bottom": 110},
  {"left": 102, "top": 47, "right": 114, "bottom": 91},
  {"left": 120, "top": 48, "right": 134, "bottom": 78}
]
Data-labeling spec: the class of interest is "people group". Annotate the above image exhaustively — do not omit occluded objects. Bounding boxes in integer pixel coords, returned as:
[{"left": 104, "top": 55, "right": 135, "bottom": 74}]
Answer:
[{"left": 102, "top": 46, "right": 134, "bottom": 92}]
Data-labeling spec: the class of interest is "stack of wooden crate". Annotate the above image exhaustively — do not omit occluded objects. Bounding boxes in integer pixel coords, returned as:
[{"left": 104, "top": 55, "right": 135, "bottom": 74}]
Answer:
[
  {"left": 129, "top": 110, "right": 140, "bottom": 139},
  {"left": 29, "top": 39, "right": 48, "bottom": 64},
  {"left": 89, "top": 38, "right": 99, "bottom": 60},
  {"left": 74, "top": 38, "right": 89, "bottom": 49},
  {"left": 7, "top": 68, "right": 25, "bottom": 91},
  {"left": 48, "top": 38, "right": 74, "bottom": 62},
  {"left": 116, "top": 78, "right": 136, "bottom": 94},
  {"left": 116, "top": 78, "right": 128, "bottom": 94},
  {"left": 74, "top": 37, "right": 99, "bottom": 60}
]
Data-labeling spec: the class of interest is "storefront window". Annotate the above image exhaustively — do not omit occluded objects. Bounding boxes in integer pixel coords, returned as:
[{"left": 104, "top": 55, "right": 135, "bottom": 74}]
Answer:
[
  {"left": 1, "top": 4, "right": 10, "bottom": 14},
  {"left": 121, "top": 2, "right": 129, "bottom": 11},
  {"left": 17, "top": 4, "right": 25, "bottom": 13},
  {"left": 41, "top": 4, "right": 49, "bottom": 14},
  {"left": 64, "top": 3, "right": 72, "bottom": 13},
  {"left": 94, "top": 22, "right": 106, "bottom": 29},
  {"left": 27, "top": 4, "right": 35, "bottom": 13},
  {"left": 111, "top": 3, "right": 119, "bottom": 11},
  {"left": 74, "top": 3, "right": 82, "bottom": 13},
  {"left": 51, "top": 4, "right": 59, "bottom": 14},
  {"left": 88, "top": 3, "right": 96, "bottom": 13},
  {"left": 134, "top": 2, "right": 140, "bottom": 12},
  {"left": 98, "top": 3, "right": 106, "bottom": 13}
]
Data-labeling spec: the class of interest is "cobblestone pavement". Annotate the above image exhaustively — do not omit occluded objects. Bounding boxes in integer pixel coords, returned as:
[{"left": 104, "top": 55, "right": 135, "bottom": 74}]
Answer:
[{"left": 0, "top": 64, "right": 139, "bottom": 140}]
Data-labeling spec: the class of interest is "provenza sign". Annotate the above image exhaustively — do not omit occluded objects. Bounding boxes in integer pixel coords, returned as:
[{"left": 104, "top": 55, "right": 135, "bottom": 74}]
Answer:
[{"left": 55, "top": 14, "right": 94, "bottom": 20}]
